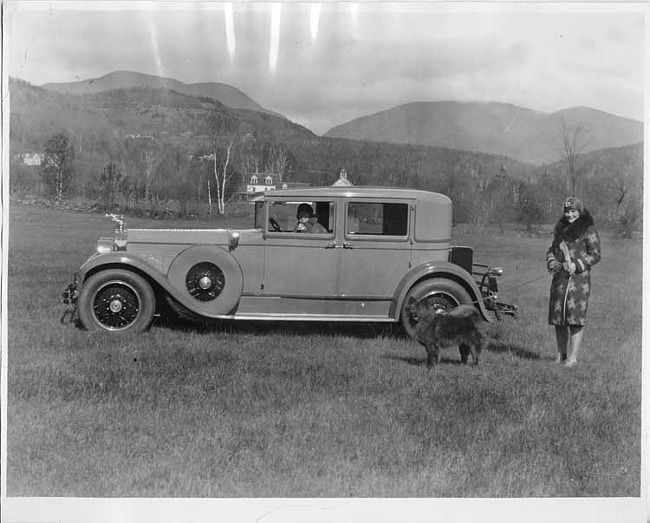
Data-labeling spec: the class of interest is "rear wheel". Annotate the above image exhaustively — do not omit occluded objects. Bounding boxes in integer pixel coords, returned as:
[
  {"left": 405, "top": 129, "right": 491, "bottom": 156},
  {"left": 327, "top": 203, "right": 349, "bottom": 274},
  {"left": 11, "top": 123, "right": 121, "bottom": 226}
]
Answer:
[
  {"left": 400, "top": 278, "right": 472, "bottom": 339},
  {"left": 78, "top": 270, "right": 156, "bottom": 333}
]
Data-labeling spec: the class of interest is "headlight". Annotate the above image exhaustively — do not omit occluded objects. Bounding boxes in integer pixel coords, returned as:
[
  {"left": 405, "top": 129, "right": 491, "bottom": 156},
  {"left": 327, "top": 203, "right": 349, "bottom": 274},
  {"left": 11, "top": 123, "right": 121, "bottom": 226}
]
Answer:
[
  {"left": 96, "top": 238, "right": 115, "bottom": 254},
  {"left": 229, "top": 231, "right": 240, "bottom": 250}
]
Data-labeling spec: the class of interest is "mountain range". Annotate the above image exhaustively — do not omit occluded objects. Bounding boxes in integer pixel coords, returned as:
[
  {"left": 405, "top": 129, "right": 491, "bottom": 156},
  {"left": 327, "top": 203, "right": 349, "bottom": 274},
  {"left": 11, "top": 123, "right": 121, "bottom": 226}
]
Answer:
[
  {"left": 325, "top": 101, "right": 643, "bottom": 165},
  {"left": 42, "top": 71, "right": 282, "bottom": 118},
  {"left": 20, "top": 71, "right": 644, "bottom": 170}
]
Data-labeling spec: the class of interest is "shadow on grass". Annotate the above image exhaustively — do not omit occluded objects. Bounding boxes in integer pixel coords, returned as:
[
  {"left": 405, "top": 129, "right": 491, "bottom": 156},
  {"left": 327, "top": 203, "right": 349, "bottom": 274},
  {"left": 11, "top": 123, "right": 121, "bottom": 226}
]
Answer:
[
  {"left": 381, "top": 353, "right": 469, "bottom": 367},
  {"left": 382, "top": 338, "right": 540, "bottom": 368},
  {"left": 152, "top": 315, "right": 402, "bottom": 339},
  {"left": 486, "top": 340, "right": 541, "bottom": 360},
  {"left": 152, "top": 316, "right": 541, "bottom": 361}
]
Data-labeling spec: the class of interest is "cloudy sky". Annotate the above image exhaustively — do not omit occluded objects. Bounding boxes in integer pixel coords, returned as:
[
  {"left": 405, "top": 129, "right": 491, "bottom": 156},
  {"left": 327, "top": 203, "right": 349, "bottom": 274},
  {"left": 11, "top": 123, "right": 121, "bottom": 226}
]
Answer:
[{"left": 4, "top": 1, "right": 646, "bottom": 135}]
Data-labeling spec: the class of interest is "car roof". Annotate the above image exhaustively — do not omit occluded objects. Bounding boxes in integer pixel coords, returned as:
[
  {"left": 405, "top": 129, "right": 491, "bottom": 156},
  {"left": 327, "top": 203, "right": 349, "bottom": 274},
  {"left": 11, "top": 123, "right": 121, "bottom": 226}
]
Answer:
[{"left": 251, "top": 185, "right": 451, "bottom": 204}]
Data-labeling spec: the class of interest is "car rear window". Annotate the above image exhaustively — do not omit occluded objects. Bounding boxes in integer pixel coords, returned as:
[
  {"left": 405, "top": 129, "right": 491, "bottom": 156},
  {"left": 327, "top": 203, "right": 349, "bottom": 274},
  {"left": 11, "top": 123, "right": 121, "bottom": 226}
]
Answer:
[{"left": 347, "top": 202, "right": 409, "bottom": 236}]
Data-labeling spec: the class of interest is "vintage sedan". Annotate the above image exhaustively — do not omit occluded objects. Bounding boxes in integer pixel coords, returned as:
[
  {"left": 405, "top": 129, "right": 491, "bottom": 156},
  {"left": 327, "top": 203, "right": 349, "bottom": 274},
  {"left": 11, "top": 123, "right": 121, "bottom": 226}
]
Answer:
[{"left": 61, "top": 186, "right": 516, "bottom": 336}]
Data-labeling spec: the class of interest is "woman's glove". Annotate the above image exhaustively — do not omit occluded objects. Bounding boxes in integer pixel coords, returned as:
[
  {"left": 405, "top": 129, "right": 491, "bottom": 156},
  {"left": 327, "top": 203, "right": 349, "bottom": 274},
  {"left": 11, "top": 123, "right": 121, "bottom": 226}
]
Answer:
[
  {"left": 563, "top": 260, "right": 576, "bottom": 275},
  {"left": 547, "top": 259, "right": 562, "bottom": 274}
]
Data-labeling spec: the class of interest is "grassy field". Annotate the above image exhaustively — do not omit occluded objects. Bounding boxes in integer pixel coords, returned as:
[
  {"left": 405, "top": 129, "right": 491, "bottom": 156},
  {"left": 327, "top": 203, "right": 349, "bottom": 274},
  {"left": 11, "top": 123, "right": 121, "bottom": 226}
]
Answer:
[{"left": 5, "top": 203, "right": 643, "bottom": 498}]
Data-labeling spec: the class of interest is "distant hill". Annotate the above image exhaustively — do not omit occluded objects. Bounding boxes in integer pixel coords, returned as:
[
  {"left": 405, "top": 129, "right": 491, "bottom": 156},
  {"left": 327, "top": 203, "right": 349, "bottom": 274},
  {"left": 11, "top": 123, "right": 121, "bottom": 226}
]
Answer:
[
  {"left": 9, "top": 77, "right": 314, "bottom": 154},
  {"left": 42, "top": 70, "right": 283, "bottom": 118},
  {"left": 324, "top": 101, "right": 643, "bottom": 165},
  {"left": 533, "top": 141, "right": 643, "bottom": 182}
]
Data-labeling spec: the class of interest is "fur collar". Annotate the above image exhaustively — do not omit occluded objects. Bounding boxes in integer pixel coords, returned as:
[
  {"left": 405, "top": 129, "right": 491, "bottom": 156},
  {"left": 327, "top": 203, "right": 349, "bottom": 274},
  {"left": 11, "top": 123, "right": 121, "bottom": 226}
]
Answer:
[{"left": 554, "top": 211, "right": 594, "bottom": 242}]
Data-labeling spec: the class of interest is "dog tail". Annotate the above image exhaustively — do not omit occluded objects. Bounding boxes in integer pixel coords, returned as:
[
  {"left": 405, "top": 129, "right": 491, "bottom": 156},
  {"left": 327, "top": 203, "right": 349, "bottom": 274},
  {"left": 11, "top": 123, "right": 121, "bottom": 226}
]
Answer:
[{"left": 444, "top": 304, "right": 481, "bottom": 319}]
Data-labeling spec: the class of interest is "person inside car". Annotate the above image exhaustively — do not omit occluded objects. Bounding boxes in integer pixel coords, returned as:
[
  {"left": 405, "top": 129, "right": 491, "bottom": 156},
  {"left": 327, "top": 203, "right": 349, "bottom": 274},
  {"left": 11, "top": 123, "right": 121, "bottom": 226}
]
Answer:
[{"left": 293, "top": 203, "right": 328, "bottom": 233}]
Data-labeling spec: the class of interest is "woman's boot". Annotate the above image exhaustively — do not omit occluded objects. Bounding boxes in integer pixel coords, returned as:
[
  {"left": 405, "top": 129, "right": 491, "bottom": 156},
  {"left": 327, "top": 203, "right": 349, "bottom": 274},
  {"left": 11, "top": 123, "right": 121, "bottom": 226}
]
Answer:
[{"left": 564, "top": 326, "right": 584, "bottom": 367}]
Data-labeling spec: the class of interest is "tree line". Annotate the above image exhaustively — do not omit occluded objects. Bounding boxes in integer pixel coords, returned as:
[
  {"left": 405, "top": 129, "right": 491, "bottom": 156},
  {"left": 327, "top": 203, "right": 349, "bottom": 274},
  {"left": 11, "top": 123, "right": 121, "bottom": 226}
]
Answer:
[{"left": 10, "top": 124, "right": 642, "bottom": 238}]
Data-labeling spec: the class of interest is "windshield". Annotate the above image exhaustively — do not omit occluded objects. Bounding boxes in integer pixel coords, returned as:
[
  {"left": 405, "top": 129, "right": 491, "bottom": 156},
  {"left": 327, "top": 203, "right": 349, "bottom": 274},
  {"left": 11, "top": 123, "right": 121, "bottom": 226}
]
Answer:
[{"left": 254, "top": 201, "right": 264, "bottom": 229}]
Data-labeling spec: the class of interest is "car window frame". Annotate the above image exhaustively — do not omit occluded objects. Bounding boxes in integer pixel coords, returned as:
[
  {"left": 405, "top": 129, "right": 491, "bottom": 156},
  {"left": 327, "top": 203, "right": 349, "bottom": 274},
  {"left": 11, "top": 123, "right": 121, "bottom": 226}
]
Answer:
[
  {"left": 344, "top": 199, "right": 412, "bottom": 242},
  {"left": 264, "top": 198, "right": 337, "bottom": 238}
]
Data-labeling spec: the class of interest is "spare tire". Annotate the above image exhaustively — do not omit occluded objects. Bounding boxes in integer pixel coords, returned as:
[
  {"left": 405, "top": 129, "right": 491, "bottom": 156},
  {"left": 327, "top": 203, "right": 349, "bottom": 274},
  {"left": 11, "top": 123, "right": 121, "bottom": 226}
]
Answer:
[{"left": 167, "top": 245, "right": 243, "bottom": 316}]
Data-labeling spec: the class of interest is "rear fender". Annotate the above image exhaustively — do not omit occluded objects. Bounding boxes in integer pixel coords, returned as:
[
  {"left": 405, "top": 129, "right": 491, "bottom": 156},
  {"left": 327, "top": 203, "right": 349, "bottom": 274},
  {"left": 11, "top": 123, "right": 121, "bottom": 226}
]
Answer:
[{"left": 393, "top": 261, "right": 492, "bottom": 322}]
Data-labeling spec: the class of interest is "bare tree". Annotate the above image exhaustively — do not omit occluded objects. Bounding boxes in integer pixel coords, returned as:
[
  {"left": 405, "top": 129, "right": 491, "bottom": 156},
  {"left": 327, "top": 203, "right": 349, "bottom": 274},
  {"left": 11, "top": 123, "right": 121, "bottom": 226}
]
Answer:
[
  {"left": 143, "top": 149, "right": 155, "bottom": 200},
  {"left": 266, "top": 144, "right": 291, "bottom": 182},
  {"left": 213, "top": 135, "right": 238, "bottom": 215},
  {"left": 98, "top": 162, "right": 123, "bottom": 212},
  {"left": 609, "top": 161, "right": 638, "bottom": 214},
  {"left": 561, "top": 120, "right": 590, "bottom": 195},
  {"left": 41, "top": 132, "right": 75, "bottom": 201},
  {"left": 238, "top": 138, "right": 263, "bottom": 189}
]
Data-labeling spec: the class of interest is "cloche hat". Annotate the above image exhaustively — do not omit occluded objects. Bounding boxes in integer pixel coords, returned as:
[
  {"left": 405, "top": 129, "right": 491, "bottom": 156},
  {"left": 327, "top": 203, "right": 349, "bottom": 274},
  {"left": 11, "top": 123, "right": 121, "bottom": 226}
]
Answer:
[{"left": 564, "top": 196, "right": 584, "bottom": 213}]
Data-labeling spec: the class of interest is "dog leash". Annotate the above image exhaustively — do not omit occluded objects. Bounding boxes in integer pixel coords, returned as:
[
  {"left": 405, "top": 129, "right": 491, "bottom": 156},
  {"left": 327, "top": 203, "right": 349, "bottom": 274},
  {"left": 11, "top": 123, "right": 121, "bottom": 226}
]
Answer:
[
  {"left": 498, "top": 274, "right": 549, "bottom": 294},
  {"left": 466, "top": 273, "right": 549, "bottom": 307}
]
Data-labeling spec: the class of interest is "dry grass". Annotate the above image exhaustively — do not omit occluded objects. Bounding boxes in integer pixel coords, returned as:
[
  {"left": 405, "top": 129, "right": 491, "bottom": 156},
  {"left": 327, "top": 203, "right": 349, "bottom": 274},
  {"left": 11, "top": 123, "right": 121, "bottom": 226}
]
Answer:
[{"left": 5, "top": 204, "right": 642, "bottom": 498}]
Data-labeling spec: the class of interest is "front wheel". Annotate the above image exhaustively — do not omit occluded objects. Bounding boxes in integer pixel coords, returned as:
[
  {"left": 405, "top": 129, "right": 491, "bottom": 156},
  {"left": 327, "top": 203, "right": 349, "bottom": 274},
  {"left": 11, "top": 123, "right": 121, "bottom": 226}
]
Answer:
[
  {"left": 400, "top": 278, "right": 472, "bottom": 339},
  {"left": 77, "top": 270, "right": 156, "bottom": 333}
]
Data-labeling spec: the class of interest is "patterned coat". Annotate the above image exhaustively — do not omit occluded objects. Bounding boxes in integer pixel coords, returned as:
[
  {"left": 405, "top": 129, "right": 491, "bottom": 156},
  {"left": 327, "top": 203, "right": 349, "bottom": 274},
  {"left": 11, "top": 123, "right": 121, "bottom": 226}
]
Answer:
[{"left": 546, "top": 212, "right": 601, "bottom": 326}]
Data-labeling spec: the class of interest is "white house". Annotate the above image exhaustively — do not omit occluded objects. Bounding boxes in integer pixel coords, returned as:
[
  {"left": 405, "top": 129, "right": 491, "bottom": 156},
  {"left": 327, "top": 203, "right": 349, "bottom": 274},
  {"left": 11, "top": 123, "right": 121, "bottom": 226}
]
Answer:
[
  {"left": 246, "top": 173, "right": 283, "bottom": 194},
  {"left": 23, "top": 153, "right": 43, "bottom": 166},
  {"left": 332, "top": 168, "right": 353, "bottom": 187}
]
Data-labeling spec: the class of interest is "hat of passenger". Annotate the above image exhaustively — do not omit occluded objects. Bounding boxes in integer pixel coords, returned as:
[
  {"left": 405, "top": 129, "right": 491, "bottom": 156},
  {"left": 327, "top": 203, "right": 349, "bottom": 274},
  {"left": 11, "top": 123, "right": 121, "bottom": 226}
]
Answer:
[
  {"left": 297, "top": 203, "right": 315, "bottom": 218},
  {"left": 564, "top": 196, "right": 584, "bottom": 213}
]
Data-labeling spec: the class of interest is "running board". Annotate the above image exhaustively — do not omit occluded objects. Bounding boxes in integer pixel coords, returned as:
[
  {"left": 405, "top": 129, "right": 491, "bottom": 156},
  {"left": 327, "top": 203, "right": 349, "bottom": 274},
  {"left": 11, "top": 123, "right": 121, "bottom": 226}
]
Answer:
[{"left": 217, "top": 313, "right": 396, "bottom": 322}]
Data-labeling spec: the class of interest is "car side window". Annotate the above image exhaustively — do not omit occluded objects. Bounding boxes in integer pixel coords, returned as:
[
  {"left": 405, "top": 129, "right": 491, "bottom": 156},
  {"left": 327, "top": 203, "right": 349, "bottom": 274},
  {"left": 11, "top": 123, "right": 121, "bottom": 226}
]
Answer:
[
  {"left": 267, "top": 201, "right": 335, "bottom": 235},
  {"left": 347, "top": 202, "right": 409, "bottom": 236}
]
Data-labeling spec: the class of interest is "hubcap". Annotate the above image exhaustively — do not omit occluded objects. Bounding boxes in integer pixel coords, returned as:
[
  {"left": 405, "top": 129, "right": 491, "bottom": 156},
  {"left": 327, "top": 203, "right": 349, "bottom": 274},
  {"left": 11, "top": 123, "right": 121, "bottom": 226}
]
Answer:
[
  {"left": 109, "top": 299, "right": 123, "bottom": 313},
  {"left": 198, "top": 276, "right": 212, "bottom": 290},
  {"left": 186, "top": 262, "right": 225, "bottom": 302},
  {"left": 93, "top": 282, "right": 141, "bottom": 330}
]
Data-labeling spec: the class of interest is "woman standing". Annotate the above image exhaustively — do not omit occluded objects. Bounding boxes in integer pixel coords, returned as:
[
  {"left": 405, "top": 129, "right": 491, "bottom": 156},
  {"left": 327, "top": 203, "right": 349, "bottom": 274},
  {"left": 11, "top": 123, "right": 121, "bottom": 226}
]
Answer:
[{"left": 546, "top": 197, "right": 601, "bottom": 367}]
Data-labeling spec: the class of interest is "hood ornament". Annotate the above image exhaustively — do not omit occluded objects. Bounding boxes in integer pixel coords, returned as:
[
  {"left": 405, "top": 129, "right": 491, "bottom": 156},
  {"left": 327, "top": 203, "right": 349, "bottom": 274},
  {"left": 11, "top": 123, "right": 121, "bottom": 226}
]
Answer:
[{"left": 106, "top": 213, "right": 125, "bottom": 233}]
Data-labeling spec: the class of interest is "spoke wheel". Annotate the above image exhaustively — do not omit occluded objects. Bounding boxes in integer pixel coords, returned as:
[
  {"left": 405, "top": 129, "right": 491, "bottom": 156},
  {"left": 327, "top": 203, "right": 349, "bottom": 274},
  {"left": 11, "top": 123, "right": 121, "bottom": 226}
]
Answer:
[
  {"left": 401, "top": 278, "right": 472, "bottom": 339},
  {"left": 185, "top": 262, "right": 225, "bottom": 302},
  {"left": 417, "top": 291, "right": 460, "bottom": 314},
  {"left": 78, "top": 270, "right": 156, "bottom": 333}
]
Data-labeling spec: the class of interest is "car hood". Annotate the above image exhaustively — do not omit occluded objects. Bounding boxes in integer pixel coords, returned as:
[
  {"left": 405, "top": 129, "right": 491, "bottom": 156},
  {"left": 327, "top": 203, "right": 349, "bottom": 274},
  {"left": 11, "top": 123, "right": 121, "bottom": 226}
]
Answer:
[{"left": 126, "top": 228, "right": 260, "bottom": 246}]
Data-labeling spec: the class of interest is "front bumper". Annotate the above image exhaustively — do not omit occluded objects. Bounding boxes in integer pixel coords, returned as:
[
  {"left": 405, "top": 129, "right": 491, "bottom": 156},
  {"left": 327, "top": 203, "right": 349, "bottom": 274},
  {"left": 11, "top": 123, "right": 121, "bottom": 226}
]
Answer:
[{"left": 60, "top": 273, "right": 79, "bottom": 324}]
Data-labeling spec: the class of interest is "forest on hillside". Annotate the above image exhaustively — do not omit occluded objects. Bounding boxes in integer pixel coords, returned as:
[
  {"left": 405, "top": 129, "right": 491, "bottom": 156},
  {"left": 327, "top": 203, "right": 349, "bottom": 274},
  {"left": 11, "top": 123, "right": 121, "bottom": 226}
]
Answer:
[{"left": 9, "top": 78, "right": 643, "bottom": 235}]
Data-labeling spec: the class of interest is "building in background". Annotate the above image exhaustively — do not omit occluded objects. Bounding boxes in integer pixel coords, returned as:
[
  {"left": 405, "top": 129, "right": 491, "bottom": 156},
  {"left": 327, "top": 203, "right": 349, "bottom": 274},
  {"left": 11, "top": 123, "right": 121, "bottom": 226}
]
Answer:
[{"left": 332, "top": 169, "right": 353, "bottom": 187}]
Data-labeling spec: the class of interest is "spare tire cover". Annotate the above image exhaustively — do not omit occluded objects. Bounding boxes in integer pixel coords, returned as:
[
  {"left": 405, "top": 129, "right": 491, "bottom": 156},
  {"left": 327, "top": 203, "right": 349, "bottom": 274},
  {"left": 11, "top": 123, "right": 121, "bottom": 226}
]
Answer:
[{"left": 167, "top": 245, "right": 243, "bottom": 316}]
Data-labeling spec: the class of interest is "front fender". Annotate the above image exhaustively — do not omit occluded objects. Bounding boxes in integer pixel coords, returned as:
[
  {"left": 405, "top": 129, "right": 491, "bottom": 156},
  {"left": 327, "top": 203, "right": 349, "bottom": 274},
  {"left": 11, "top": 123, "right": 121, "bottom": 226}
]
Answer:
[
  {"left": 393, "top": 261, "right": 493, "bottom": 322},
  {"left": 78, "top": 247, "right": 244, "bottom": 317},
  {"left": 79, "top": 252, "right": 168, "bottom": 285},
  {"left": 79, "top": 252, "right": 195, "bottom": 311}
]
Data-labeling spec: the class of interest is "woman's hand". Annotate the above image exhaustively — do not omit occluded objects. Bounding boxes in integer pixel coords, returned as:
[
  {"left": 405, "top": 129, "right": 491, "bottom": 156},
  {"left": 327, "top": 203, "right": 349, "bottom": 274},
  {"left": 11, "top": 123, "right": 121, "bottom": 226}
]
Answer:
[
  {"left": 547, "top": 259, "right": 562, "bottom": 274},
  {"left": 563, "top": 260, "right": 576, "bottom": 274}
]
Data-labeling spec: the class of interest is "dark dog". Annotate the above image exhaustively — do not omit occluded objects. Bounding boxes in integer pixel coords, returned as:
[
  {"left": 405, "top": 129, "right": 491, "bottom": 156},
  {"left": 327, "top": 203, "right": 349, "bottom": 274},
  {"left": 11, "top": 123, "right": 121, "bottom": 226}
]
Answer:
[{"left": 406, "top": 297, "right": 488, "bottom": 368}]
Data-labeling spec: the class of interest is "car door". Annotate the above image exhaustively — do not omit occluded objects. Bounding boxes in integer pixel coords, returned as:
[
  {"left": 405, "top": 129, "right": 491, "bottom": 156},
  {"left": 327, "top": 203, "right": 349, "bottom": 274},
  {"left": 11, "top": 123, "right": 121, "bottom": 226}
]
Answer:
[
  {"left": 337, "top": 199, "right": 413, "bottom": 299},
  {"left": 262, "top": 199, "right": 339, "bottom": 297}
]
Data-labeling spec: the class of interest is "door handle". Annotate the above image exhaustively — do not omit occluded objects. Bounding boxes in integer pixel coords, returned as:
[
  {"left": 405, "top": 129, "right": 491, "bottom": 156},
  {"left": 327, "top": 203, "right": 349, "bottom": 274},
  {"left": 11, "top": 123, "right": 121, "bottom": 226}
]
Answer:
[
  {"left": 343, "top": 242, "right": 354, "bottom": 249},
  {"left": 325, "top": 242, "right": 337, "bottom": 249}
]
